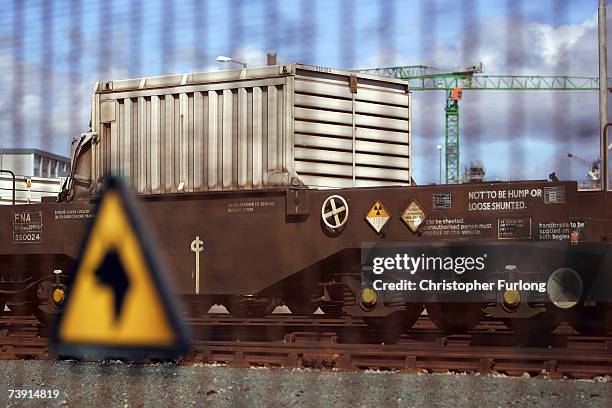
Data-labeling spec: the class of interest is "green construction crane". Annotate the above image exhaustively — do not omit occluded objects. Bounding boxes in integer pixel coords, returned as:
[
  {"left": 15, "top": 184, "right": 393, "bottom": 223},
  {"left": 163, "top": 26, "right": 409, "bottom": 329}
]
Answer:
[{"left": 358, "top": 64, "right": 611, "bottom": 183}]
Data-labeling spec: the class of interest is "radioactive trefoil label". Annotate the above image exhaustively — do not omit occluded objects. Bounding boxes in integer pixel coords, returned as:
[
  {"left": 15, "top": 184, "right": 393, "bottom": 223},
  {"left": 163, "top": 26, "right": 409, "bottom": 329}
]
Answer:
[{"left": 365, "top": 201, "right": 391, "bottom": 234}]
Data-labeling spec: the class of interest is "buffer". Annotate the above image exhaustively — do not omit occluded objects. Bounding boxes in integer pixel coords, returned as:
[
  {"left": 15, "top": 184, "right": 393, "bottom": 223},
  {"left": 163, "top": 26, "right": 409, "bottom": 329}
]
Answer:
[{"left": 52, "top": 177, "right": 189, "bottom": 359}]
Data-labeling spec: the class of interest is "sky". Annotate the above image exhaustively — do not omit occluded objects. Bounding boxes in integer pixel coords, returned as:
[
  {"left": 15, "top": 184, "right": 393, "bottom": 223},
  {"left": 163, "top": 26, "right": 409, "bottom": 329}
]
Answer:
[{"left": 0, "top": 0, "right": 607, "bottom": 184}]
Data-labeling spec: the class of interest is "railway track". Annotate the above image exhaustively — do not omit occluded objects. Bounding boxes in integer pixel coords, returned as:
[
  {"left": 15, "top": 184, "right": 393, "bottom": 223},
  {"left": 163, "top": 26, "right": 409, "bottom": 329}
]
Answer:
[
  {"left": 0, "top": 314, "right": 50, "bottom": 360},
  {"left": 2, "top": 313, "right": 612, "bottom": 378}
]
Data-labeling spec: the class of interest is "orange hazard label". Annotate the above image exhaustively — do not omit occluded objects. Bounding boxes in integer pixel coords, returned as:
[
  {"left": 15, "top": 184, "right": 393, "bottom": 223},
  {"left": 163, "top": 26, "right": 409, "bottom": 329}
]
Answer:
[{"left": 365, "top": 201, "right": 390, "bottom": 234}]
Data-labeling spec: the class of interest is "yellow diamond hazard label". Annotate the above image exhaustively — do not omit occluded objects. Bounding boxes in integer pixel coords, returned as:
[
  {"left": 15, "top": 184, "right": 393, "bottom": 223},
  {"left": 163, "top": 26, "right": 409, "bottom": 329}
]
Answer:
[
  {"left": 365, "top": 201, "right": 390, "bottom": 233},
  {"left": 401, "top": 200, "right": 426, "bottom": 234},
  {"left": 52, "top": 177, "right": 189, "bottom": 359}
]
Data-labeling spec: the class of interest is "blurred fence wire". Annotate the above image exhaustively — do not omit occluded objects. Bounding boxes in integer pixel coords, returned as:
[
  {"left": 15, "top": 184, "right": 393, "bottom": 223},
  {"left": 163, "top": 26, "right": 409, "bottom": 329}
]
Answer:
[{"left": 0, "top": 0, "right": 600, "bottom": 183}]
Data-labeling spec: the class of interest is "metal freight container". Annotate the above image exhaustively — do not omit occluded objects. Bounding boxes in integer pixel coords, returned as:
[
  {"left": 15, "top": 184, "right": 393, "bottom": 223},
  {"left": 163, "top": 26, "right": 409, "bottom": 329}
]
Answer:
[{"left": 90, "top": 64, "right": 411, "bottom": 193}]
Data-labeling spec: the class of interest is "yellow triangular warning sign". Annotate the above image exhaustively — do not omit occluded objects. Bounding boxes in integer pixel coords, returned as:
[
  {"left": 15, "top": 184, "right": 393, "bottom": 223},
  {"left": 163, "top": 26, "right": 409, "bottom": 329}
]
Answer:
[{"left": 52, "top": 177, "right": 189, "bottom": 358}]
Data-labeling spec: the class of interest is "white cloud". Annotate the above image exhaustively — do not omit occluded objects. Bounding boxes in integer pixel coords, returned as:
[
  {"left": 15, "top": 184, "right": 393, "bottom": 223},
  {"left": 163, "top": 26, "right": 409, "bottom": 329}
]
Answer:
[
  {"left": 0, "top": 39, "right": 280, "bottom": 158},
  {"left": 420, "top": 13, "right": 600, "bottom": 76},
  {"left": 172, "top": 42, "right": 276, "bottom": 73},
  {"left": 233, "top": 44, "right": 269, "bottom": 67},
  {"left": 22, "top": 94, "right": 40, "bottom": 112},
  {"left": 0, "top": 11, "right": 608, "bottom": 184},
  {"left": 529, "top": 18, "right": 596, "bottom": 68},
  {"left": 0, "top": 50, "right": 128, "bottom": 157},
  {"left": 391, "top": 12, "right": 607, "bottom": 183}
]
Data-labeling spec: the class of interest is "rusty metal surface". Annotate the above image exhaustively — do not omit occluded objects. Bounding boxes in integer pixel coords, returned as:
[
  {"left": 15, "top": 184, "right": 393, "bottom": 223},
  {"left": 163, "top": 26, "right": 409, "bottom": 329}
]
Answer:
[
  {"left": 3, "top": 313, "right": 612, "bottom": 380},
  {"left": 0, "top": 180, "right": 607, "bottom": 296}
]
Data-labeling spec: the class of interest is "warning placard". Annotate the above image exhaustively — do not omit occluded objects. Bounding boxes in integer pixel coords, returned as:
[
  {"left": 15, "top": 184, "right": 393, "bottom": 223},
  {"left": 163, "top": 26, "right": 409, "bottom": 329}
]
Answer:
[
  {"left": 365, "top": 201, "right": 391, "bottom": 233},
  {"left": 52, "top": 178, "right": 189, "bottom": 359},
  {"left": 401, "top": 200, "right": 426, "bottom": 234}
]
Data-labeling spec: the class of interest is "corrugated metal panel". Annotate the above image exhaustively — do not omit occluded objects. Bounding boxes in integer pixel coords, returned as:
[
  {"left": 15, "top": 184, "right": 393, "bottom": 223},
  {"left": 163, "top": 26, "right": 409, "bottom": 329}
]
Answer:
[
  {"left": 93, "top": 80, "right": 288, "bottom": 194},
  {"left": 90, "top": 64, "right": 410, "bottom": 193},
  {"left": 293, "top": 66, "right": 410, "bottom": 188}
]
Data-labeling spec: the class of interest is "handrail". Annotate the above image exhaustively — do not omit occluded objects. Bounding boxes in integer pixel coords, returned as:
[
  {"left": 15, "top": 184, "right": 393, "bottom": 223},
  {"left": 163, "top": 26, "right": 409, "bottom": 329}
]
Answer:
[{"left": 0, "top": 169, "right": 16, "bottom": 205}]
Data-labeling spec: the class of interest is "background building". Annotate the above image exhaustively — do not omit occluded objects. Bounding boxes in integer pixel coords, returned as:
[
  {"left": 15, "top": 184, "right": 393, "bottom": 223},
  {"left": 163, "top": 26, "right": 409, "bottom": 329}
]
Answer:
[
  {"left": 0, "top": 148, "right": 70, "bottom": 178},
  {"left": 0, "top": 148, "right": 68, "bottom": 204}
]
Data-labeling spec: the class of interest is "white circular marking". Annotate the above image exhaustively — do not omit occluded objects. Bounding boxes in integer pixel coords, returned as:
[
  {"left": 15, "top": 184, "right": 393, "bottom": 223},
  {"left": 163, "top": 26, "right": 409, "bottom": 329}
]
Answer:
[{"left": 321, "top": 195, "right": 349, "bottom": 230}]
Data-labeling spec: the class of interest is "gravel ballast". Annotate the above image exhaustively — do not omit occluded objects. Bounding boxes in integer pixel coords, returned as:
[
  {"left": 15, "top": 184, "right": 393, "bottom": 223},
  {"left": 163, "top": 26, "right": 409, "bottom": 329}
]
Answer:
[{"left": 0, "top": 361, "right": 611, "bottom": 407}]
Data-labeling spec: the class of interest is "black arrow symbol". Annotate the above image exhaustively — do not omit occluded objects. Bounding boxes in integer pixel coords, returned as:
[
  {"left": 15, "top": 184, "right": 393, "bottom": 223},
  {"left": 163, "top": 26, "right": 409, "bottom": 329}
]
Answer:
[{"left": 94, "top": 249, "right": 130, "bottom": 323}]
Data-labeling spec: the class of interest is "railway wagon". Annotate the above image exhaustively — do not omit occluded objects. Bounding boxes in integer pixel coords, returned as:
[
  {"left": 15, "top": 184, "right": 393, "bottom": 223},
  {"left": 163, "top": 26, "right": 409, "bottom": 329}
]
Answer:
[{"left": 1, "top": 64, "right": 611, "bottom": 340}]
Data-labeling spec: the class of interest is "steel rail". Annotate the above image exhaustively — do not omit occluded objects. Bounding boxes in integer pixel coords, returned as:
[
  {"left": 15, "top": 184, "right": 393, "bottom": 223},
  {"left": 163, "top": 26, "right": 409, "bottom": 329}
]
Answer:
[{"left": 2, "top": 315, "right": 612, "bottom": 378}]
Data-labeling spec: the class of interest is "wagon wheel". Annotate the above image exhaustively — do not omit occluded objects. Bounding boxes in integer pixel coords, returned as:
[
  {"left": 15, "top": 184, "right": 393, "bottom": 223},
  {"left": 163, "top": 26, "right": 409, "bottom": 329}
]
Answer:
[
  {"left": 426, "top": 302, "right": 485, "bottom": 334},
  {"left": 503, "top": 306, "right": 562, "bottom": 335},
  {"left": 404, "top": 302, "right": 425, "bottom": 327},
  {"left": 571, "top": 304, "right": 612, "bottom": 335},
  {"left": 6, "top": 301, "right": 35, "bottom": 316},
  {"left": 227, "top": 298, "right": 278, "bottom": 318},
  {"left": 285, "top": 298, "right": 317, "bottom": 316},
  {"left": 34, "top": 302, "right": 60, "bottom": 328},
  {"left": 32, "top": 280, "right": 63, "bottom": 327},
  {"left": 183, "top": 298, "right": 214, "bottom": 318},
  {"left": 320, "top": 305, "right": 343, "bottom": 318},
  {"left": 247, "top": 301, "right": 278, "bottom": 318},
  {"left": 363, "top": 307, "right": 423, "bottom": 344}
]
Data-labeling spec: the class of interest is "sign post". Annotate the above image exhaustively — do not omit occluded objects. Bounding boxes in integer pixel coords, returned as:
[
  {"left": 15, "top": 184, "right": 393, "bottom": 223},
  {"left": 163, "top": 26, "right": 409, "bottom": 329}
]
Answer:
[{"left": 52, "top": 177, "right": 190, "bottom": 359}]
